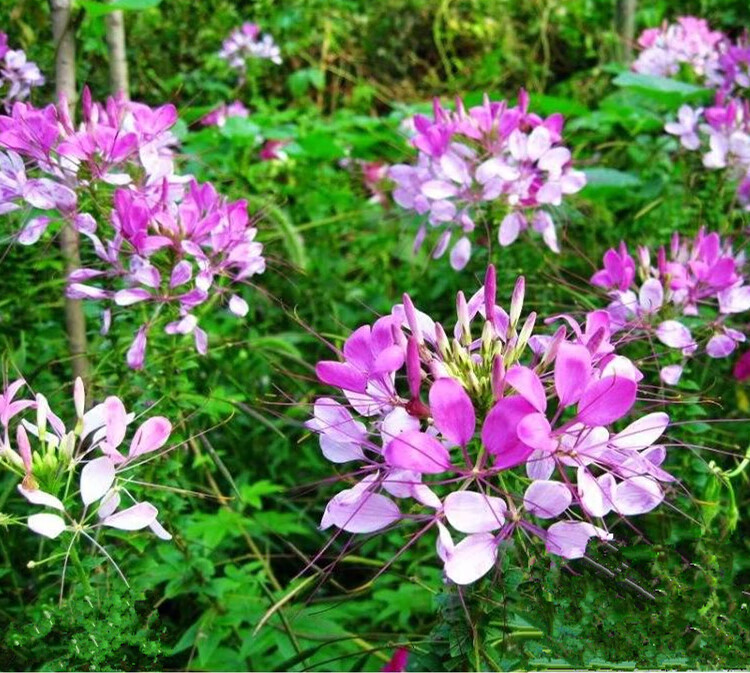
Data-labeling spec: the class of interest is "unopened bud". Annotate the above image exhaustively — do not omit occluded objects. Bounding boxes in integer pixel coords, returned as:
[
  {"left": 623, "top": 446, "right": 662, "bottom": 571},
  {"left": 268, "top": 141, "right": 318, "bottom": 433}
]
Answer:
[
  {"left": 483, "top": 265, "right": 496, "bottom": 323},
  {"left": 491, "top": 355, "right": 505, "bottom": 400},
  {"left": 435, "top": 322, "right": 450, "bottom": 358},
  {"left": 406, "top": 337, "right": 422, "bottom": 400},
  {"left": 17, "top": 425, "right": 32, "bottom": 473},
  {"left": 481, "top": 320, "right": 494, "bottom": 355},
  {"left": 509, "top": 277, "right": 525, "bottom": 329},
  {"left": 516, "top": 311, "right": 537, "bottom": 355},
  {"left": 74, "top": 377, "right": 85, "bottom": 419},
  {"left": 59, "top": 432, "right": 75, "bottom": 461},
  {"left": 36, "top": 394, "right": 48, "bottom": 443},
  {"left": 540, "top": 325, "right": 567, "bottom": 368},
  {"left": 637, "top": 245, "right": 650, "bottom": 272},
  {"left": 402, "top": 293, "right": 423, "bottom": 344},
  {"left": 456, "top": 291, "right": 471, "bottom": 345}
]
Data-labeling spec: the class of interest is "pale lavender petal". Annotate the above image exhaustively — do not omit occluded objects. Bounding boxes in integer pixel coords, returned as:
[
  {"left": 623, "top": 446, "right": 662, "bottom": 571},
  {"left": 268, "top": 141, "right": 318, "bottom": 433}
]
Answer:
[
  {"left": 28, "top": 513, "right": 66, "bottom": 539},
  {"left": 524, "top": 480, "right": 572, "bottom": 519},
  {"left": 444, "top": 533, "right": 498, "bottom": 585},
  {"left": 444, "top": 491, "right": 506, "bottom": 533},
  {"left": 80, "top": 456, "right": 116, "bottom": 506},
  {"left": 614, "top": 476, "right": 663, "bottom": 515},
  {"left": 545, "top": 521, "right": 612, "bottom": 559},
  {"left": 18, "top": 485, "right": 64, "bottom": 511},
  {"left": 101, "top": 502, "right": 158, "bottom": 531}
]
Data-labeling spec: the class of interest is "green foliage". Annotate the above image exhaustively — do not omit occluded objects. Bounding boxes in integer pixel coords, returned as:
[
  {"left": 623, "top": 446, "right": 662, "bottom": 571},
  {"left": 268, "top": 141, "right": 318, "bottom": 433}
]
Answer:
[{"left": 2, "top": 0, "right": 750, "bottom": 670}]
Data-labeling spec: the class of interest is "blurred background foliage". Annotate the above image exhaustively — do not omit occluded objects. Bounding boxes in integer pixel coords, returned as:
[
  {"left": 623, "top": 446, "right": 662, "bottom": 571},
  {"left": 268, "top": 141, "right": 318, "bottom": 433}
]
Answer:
[{"left": 1, "top": 0, "right": 750, "bottom": 670}]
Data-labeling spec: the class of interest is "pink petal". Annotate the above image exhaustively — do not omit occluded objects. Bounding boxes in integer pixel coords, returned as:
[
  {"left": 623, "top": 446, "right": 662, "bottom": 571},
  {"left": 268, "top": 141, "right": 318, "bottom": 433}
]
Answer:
[
  {"left": 554, "top": 342, "right": 592, "bottom": 408},
  {"left": 505, "top": 365, "right": 547, "bottom": 412},
  {"left": 516, "top": 413, "right": 556, "bottom": 452},
  {"left": 614, "top": 476, "right": 663, "bottom": 515},
  {"left": 101, "top": 502, "right": 158, "bottom": 531},
  {"left": 481, "top": 396, "right": 536, "bottom": 469},
  {"left": 104, "top": 396, "right": 128, "bottom": 450},
  {"left": 428, "top": 377, "right": 476, "bottom": 447},
  {"left": 444, "top": 491, "right": 507, "bottom": 533},
  {"left": 384, "top": 430, "right": 452, "bottom": 474},
  {"left": 128, "top": 417, "right": 172, "bottom": 458},
  {"left": 576, "top": 376, "right": 636, "bottom": 426},
  {"left": 114, "top": 288, "right": 152, "bottom": 306},
  {"left": 320, "top": 488, "right": 400, "bottom": 533},
  {"left": 18, "top": 485, "right": 64, "bottom": 511},
  {"left": 656, "top": 320, "right": 694, "bottom": 349},
  {"left": 316, "top": 361, "right": 368, "bottom": 393}
]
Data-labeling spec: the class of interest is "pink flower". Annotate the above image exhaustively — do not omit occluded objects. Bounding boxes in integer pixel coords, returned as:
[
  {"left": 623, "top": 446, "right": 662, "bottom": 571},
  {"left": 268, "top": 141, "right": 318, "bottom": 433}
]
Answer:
[
  {"left": 389, "top": 91, "right": 585, "bottom": 267},
  {"left": 309, "top": 266, "right": 672, "bottom": 586}
]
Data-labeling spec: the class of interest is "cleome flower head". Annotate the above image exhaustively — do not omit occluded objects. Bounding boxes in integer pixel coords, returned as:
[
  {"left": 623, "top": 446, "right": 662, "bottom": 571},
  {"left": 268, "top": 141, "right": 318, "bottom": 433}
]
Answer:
[
  {"left": 0, "top": 88, "right": 266, "bottom": 367},
  {"left": 218, "top": 22, "right": 282, "bottom": 77},
  {"left": 307, "top": 266, "right": 673, "bottom": 585},
  {"left": 0, "top": 32, "right": 44, "bottom": 111},
  {"left": 0, "top": 377, "right": 176, "bottom": 548},
  {"left": 388, "top": 92, "right": 586, "bottom": 270},
  {"left": 590, "top": 229, "right": 748, "bottom": 384}
]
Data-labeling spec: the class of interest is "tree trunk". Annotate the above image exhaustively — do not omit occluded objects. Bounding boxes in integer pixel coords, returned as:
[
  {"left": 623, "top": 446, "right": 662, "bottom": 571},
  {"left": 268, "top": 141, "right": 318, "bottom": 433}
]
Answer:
[
  {"left": 105, "top": 9, "right": 129, "bottom": 97},
  {"left": 615, "top": 0, "right": 637, "bottom": 64},
  {"left": 50, "top": 0, "right": 90, "bottom": 385}
]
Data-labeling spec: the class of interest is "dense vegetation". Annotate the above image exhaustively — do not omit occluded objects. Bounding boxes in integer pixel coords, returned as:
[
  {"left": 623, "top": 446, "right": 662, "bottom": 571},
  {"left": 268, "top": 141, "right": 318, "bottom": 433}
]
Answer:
[{"left": 1, "top": 1, "right": 750, "bottom": 670}]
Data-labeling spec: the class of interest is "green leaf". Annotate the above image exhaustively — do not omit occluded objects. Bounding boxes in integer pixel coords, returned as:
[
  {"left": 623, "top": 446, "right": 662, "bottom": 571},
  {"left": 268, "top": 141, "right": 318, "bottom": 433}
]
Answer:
[
  {"left": 240, "top": 480, "right": 285, "bottom": 509},
  {"left": 78, "top": 0, "right": 161, "bottom": 18},
  {"left": 583, "top": 168, "right": 642, "bottom": 189},
  {"left": 612, "top": 72, "right": 707, "bottom": 95},
  {"left": 531, "top": 94, "right": 590, "bottom": 118}
]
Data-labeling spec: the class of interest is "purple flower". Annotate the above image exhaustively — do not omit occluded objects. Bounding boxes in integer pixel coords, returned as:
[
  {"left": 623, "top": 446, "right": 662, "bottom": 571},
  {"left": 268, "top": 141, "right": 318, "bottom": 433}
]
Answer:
[
  {"left": 389, "top": 91, "right": 586, "bottom": 267},
  {"left": 308, "top": 265, "right": 672, "bottom": 586}
]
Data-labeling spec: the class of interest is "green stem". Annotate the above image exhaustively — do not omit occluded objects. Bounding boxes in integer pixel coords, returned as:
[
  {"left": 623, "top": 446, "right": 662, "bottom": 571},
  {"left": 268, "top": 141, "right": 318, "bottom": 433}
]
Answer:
[{"left": 69, "top": 543, "right": 91, "bottom": 594}]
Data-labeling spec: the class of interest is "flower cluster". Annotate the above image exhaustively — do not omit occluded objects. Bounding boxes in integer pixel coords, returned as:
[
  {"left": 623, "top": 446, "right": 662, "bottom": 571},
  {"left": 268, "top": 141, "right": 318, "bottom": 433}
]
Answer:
[
  {"left": 0, "top": 89, "right": 265, "bottom": 367},
  {"left": 0, "top": 33, "right": 44, "bottom": 110},
  {"left": 633, "top": 17, "right": 726, "bottom": 84},
  {"left": 1, "top": 377, "right": 176, "bottom": 560},
  {"left": 307, "top": 266, "right": 673, "bottom": 585},
  {"left": 200, "top": 100, "right": 249, "bottom": 128},
  {"left": 68, "top": 180, "right": 265, "bottom": 368},
  {"left": 388, "top": 92, "right": 586, "bottom": 270},
  {"left": 634, "top": 16, "right": 750, "bottom": 99},
  {"left": 590, "top": 229, "right": 749, "bottom": 384},
  {"left": 218, "top": 22, "right": 282, "bottom": 77},
  {"left": 665, "top": 97, "right": 750, "bottom": 209},
  {"left": 0, "top": 88, "right": 179, "bottom": 220}
]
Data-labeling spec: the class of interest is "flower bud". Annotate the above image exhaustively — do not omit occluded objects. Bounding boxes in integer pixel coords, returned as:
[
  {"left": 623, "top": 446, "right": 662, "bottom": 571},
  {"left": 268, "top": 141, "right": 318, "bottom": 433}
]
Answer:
[
  {"left": 456, "top": 291, "right": 471, "bottom": 345},
  {"left": 36, "top": 394, "right": 48, "bottom": 443},
  {"left": 483, "top": 265, "right": 496, "bottom": 323},
  {"left": 491, "top": 355, "right": 505, "bottom": 400},
  {"left": 637, "top": 245, "right": 650, "bottom": 272},
  {"left": 540, "top": 325, "right": 567, "bottom": 368},
  {"left": 509, "top": 276, "right": 525, "bottom": 329},
  {"left": 17, "top": 425, "right": 32, "bottom": 473},
  {"left": 74, "top": 377, "right": 85, "bottom": 420},
  {"left": 435, "top": 322, "right": 450, "bottom": 358},
  {"left": 515, "top": 311, "right": 537, "bottom": 356},
  {"left": 406, "top": 337, "right": 422, "bottom": 400},
  {"left": 402, "top": 293, "right": 423, "bottom": 344},
  {"left": 59, "top": 432, "right": 75, "bottom": 462}
]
